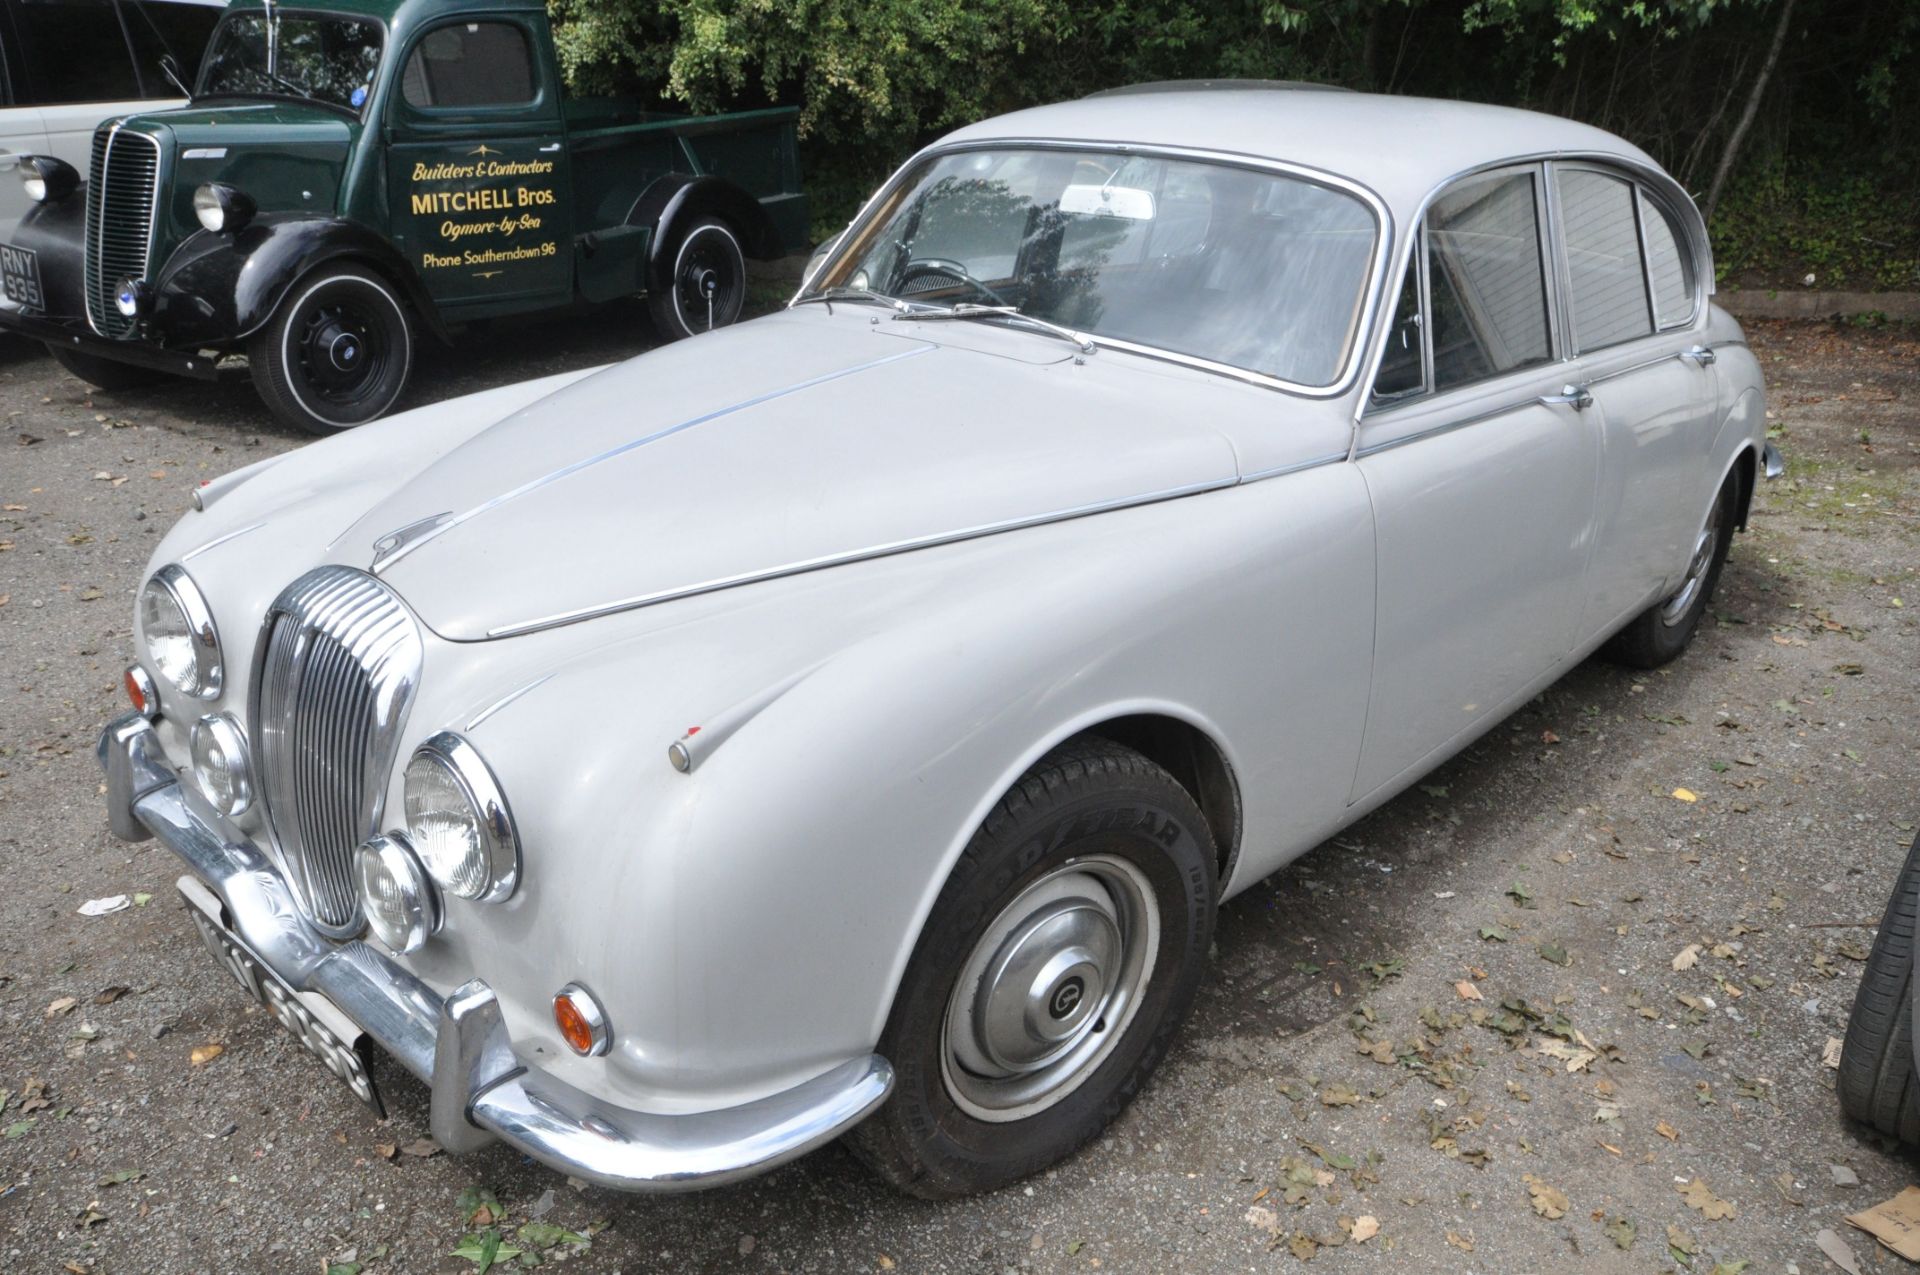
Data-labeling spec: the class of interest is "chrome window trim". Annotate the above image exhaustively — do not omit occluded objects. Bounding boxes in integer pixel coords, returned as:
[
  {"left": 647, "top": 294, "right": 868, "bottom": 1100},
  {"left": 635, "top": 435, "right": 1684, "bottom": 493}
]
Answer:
[
  {"left": 1549, "top": 160, "right": 1665, "bottom": 357},
  {"left": 1633, "top": 182, "right": 1703, "bottom": 332},
  {"left": 406, "top": 731, "right": 521, "bottom": 904},
  {"left": 794, "top": 136, "right": 1395, "bottom": 401},
  {"left": 1353, "top": 149, "right": 1709, "bottom": 428}
]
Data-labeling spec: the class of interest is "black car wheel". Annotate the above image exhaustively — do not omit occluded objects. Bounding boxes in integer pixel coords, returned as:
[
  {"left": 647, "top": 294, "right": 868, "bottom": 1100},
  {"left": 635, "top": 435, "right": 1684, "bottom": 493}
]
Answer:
[
  {"left": 45, "top": 343, "right": 169, "bottom": 393},
  {"left": 850, "top": 738, "right": 1216, "bottom": 1198},
  {"left": 1838, "top": 828, "right": 1920, "bottom": 1143},
  {"left": 648, "top": 218, "right": 746, "bottom": 341},
  {"left": 1603, "top": 468, "right": 1737, "bottom": 668},
  {"left": 250, "top": 265, "right": 413, "bottom": 434}
]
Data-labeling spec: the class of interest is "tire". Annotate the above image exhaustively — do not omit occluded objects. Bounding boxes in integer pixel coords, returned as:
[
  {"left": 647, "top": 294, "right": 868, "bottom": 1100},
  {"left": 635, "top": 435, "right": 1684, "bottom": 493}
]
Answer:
[
  {"left": 647, "top": 217, "right": 747, "bottom": 341},
  {"left": 849, "top": 738, "right": 1217, "bottom": 1198},
  {"left": 249, "top": 264, "right": 413, "bottom": 434},
  {"left": 1838, "top": 830, "right": 1920, "bottom": 1144},
  {"left": 46, "top": 343, "right": 168, "bottom": 392},
  {"left": 1603, "top": 469, "right": 1737, "bottom": 668}
]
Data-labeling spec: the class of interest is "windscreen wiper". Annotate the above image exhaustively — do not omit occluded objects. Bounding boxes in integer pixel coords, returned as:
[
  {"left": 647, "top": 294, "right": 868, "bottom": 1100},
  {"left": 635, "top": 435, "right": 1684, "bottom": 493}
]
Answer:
[
  {"left": 893, "top": 303, "right": 1096, "bottom": 355},
  {"left": 790, "top": 286, "right": 912, "bottom": 314}
]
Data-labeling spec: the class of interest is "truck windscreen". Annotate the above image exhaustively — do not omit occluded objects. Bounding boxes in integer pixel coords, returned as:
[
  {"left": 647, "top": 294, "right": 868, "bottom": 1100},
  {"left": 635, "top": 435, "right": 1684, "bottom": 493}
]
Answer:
[{"left": 198, "top": 11, "right": 384, "bottom": 115}]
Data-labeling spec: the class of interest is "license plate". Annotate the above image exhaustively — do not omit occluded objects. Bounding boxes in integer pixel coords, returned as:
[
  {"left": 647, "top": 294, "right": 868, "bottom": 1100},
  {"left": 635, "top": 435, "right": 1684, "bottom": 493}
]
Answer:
[
  {"left": 179, "top": 880, "right": 384, "bottom": 1115},
  {"left": 0, "top": 244, "right": 42, "bottom": 309}
]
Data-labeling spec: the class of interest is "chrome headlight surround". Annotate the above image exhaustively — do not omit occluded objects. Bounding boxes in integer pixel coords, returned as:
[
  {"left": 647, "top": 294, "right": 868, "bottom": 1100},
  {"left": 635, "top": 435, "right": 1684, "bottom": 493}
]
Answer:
[
  {"left": 402, "top": 731, "right": 519, "bottom": 903},
  {"left": 356, "top": 833, "right": 441, "bottom": 954},
  {"left": 139, "top": 564, "right": 222, "bottom": 700},
  {"left": 189, "top": 712, "right": 252, "bottom": 817}
]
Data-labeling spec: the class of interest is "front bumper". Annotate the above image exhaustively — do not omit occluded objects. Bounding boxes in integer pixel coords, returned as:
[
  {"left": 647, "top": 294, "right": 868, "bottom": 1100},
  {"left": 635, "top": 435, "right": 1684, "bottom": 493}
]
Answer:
[
  {"left": 97, "top": 712, "right": 893, "bottom": 1191},
  {"left": 1, "top": 309, "right": 242, "bottom": 381}
]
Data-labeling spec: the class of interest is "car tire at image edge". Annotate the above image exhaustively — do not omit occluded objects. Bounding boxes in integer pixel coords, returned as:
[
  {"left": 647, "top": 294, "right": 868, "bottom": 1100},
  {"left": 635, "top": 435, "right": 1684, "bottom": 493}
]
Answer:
[
  {"left": 1838, "top": 829, "right": 1920, "bottom": 1144},
  {"left": 849, "top": 737, "right": 1217, "bottom": 1198}
]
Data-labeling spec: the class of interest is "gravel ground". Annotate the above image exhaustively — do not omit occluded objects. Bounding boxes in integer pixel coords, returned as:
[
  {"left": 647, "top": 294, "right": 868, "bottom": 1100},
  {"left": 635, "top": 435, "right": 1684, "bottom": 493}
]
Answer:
[{"left": 0, "top": 313, "right": 1915, "bottom": 1275}]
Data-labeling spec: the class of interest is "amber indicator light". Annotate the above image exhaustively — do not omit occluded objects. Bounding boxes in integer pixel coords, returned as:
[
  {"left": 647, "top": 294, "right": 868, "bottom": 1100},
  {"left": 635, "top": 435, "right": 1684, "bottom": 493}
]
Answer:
[
  {"left": 553, "top": 992, "right": 596, "bottom": 1055},
  {"left": 124, "top": 668, "right": 150, "bottom": 715}
]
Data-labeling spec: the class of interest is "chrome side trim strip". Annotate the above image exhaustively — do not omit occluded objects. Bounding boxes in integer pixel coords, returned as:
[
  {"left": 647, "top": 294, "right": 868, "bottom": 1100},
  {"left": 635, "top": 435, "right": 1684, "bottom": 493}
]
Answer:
[
  {"left": 371, "top": 345, "right": 937, "bottom": 575},
  {"left": 482, "top": 475, "right": 1243, "bottom": 639},
  {"left": 1238, "top": 450, "right": 1352, "bottom": 483},
  {"left": 1355, "top": 395, "right": 1545, "bottom": 458},
  {"left": 466, "top": 673, "right": 555, "bottom": 731},
  {"left": 1585, "top": 350, "right": 1688, "bottom": 387},
  {"left": 179, "top": 520, "right": 268, "bottom": 560}
]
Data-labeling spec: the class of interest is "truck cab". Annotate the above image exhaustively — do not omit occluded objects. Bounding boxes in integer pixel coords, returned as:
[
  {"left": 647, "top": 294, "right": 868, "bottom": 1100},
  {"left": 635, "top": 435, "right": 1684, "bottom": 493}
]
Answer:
[{"left": 0, "top": 0, "right": 806, "bottom": 432}]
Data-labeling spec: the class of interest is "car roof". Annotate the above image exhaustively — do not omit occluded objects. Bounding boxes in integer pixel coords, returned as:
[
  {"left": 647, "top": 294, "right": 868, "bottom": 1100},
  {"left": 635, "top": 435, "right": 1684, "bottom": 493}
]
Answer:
[{"left": 935, "top": 86, "right": 1667, "bottom": 214}]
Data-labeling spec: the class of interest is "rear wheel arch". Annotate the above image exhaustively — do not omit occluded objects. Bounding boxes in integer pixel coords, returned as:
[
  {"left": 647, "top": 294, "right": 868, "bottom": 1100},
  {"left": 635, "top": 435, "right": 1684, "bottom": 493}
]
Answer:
[{"left": 1729, "top": 442, "right": 1758, "bottom": 531}]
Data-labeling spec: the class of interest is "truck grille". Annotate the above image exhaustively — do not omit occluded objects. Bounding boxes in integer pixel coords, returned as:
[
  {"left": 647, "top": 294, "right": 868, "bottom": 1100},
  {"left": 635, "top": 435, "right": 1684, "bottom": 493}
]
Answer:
[
  {"left": 83, "top": 124, "right": 162, "bottom": 339},
  {"left": 252, "top": 568, "right": 423, "bottom": 936}
]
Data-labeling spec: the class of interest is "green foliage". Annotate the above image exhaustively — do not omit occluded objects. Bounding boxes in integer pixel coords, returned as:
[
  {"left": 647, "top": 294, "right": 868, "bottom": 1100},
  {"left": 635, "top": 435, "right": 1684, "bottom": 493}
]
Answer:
[{"left": 1711, "top": 160, "right": 1920, "bottom": 290}]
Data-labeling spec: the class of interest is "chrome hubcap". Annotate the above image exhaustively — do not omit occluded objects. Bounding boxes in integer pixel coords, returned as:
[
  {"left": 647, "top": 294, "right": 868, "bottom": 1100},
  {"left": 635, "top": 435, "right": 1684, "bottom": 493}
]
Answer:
[
  {"left": 1660, "top": 500, "right": 1722, "bottom": 626},
  {"left": 942, "top": 855, "right": 1158, "bottom": 1122}
]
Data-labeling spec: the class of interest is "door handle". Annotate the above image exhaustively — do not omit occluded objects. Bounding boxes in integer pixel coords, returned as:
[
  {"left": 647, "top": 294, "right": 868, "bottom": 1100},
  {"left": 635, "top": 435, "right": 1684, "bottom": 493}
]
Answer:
[
  {"left": 1539, "top": 384, "right": 1594, "bottom": 411},
  {"left": 538, "top": 142, "right": 562, "bottom": 153},
  {"left": 1679, "top": 345, "right": 1717, "bottom": 367}
]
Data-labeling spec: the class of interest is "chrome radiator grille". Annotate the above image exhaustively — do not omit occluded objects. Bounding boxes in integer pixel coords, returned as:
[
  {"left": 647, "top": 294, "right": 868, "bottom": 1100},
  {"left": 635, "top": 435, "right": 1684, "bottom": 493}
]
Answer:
[
  {"left": 83, "top": 124, "right": 162, "bottom": 339},
  {"left": 252, "top": 568, "right": 423, "bottom": 935}
]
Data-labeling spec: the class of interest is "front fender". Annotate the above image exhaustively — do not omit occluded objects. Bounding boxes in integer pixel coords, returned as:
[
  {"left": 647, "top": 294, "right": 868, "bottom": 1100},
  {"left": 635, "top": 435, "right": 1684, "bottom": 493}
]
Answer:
[
  {"left": 152, "top": 214, "right": 448, "bottom": 346},
  {"left": 10, "top": 191, "right": 88, "bottom": 318}
]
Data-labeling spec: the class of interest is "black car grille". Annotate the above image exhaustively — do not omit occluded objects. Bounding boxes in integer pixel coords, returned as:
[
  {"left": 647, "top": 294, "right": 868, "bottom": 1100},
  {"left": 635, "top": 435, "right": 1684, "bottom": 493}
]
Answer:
[
  {"left": 83, "top": 125, "right": 161, "bottom": 339},
  {"left": 252, "top": 568, "right": 423, "bottom": 936}
]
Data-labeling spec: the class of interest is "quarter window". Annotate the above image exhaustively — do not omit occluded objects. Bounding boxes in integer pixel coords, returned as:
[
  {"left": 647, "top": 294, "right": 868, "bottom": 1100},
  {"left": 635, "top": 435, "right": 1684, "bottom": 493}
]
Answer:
[
  {"left": 1557, "top": 168, "right": 1654, "bottom": 352},
  {"left": 1640, "top": 191, "right": 1696, "bottom": 329},
  {"left": 1426, "top": 170, "right": 1552, "bottom": 393},
  {"left": 402, "top": 22, "right": 536, "bottom": 109}
]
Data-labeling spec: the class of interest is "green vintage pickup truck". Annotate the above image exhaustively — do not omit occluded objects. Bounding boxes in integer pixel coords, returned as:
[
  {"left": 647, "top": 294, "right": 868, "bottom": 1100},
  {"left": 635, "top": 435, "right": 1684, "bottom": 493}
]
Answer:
[{"left": 0, "top": 0, "right": 806, "bottom": 432}]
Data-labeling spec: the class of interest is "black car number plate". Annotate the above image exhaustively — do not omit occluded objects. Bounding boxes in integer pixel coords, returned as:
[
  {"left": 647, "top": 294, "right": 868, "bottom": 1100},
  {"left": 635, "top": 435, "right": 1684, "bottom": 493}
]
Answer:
[{"left": 0, "top": 244, "right": 43, "bottom": 310}]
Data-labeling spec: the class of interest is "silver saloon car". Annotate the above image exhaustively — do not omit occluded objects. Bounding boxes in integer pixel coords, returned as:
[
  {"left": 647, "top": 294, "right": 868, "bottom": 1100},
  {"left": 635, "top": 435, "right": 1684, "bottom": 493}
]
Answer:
[{"left": 99, "top": 84, "right": 1777, "bottom": 1197}]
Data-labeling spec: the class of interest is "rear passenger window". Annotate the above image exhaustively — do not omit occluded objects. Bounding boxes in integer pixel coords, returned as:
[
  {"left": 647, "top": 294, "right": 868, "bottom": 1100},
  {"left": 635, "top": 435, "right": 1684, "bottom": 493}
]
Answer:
[
  {"left": 1558, "top": 168, "right": 1654, "bottom": 352},
  {"left": 1640, "top": 191, "right": 1696, "bottom": 329},
  {"left": 1426, "top": 170, "right": 1552, "bottom": 392},
  {"left": 402, "top": 22, "right": 535, "bottom": 109}
]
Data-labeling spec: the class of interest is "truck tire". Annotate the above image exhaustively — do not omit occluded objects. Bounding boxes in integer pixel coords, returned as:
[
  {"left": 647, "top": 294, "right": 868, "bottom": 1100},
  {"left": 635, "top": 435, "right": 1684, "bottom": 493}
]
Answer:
[
  {"left": 849, "top": 738, "right": 1216, "bottom": 1198},
  {"left": 250, "top": 264, "right": 413, "bottom": 434},
  {"left": 1838, "top": 828, "right": 1920, "bottom": 1144},
  {"left": 46, "top": 344, "right": 168, "bottom": 393},
  {"left": 1603, "top": 469, "right": 1736, "bottom": 668},
  {"left": 647, "top": 217, "right": 747, "bottom": 341}
]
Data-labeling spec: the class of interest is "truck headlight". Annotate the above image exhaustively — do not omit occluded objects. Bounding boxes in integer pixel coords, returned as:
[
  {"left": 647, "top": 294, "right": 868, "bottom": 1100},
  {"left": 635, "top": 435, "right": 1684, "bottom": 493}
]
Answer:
[
  {"left": 20, "top": 155, "right": 78, "bottom": 204},
  {"left": 139, "top": 565, "right": 222, "bottom": 700},
  {"left": 357, "top": 834, "right": 440, "bottom": 953},
  {"left": 190, "top": 713, "right": 252, "bottom": 816},
  {"left": 114, "top": 277, "right": 150, "bottom": 318},
  {"left": 403, "top": 732, "right": 519, "bottom": 902},
  {"left": 193, "top": 182, "right": 256, "bottom": 234}
]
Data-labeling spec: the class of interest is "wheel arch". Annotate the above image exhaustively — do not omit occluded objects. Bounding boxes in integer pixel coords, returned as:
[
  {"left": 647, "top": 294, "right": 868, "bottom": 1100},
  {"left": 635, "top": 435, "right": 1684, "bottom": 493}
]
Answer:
[
  {"left": 1729, "top": 440, "right": 1758, "bottom": 531},
  {"left": 631, "top": 173, "right": 786, "bottom": 283},
  {"left": 1075, "top": 713, "right": 1244, "bottom": 891}
]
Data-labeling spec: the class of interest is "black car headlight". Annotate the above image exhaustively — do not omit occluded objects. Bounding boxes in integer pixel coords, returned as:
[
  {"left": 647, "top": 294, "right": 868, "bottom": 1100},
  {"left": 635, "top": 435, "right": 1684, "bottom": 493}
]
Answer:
[
  {"left": 403, "top": 732, "right": 519, "bottom": 903},
  {"left": 20, "top": 155, "right": 78, "bottom": 204},
  {"left": 139, "top": 565, "right": 222, "bottom": 700},
  {"left": 193, "top": 182, "right": 256, "bottom": 234}
]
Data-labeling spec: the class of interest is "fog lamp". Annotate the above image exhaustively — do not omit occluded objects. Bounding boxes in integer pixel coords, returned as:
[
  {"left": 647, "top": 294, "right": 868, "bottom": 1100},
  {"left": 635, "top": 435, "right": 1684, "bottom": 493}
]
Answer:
[
  {"left": 193, "top": 182, "right": 256, "bottom": 234},
  {"left": 356, "top": 834, "right": 440, "bottom": 954},
  {"left": 189, "top": 713, "right": 252, "bottom": 816},
  {"left": 114, "top": 277, "right": 150, "bottom": 318},
  {"left": 553, "top": 983, "right": 610, "bottom": 1056},
  {"left": 20, "top": 155, "right": 78, "bottom": 204}
]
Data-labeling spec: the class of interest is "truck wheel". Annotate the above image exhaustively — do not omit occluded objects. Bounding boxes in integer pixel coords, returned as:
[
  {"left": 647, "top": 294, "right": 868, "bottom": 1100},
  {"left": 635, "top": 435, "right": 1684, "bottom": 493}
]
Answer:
[
  {"left": 250, "top": 265, "right": 413, "bottom": 434},
  {"left": 849, "top": 738, "right": 1216, "bottom": 1198},
  {"left": 1838, "top": 828, "right": 1920, "bottom": 1144},
  {"left": 46, "top": 344, "right": 168, "bottom": 393},
  {"left": 647, "top": 217, "right": 746, "bottom": 341}
]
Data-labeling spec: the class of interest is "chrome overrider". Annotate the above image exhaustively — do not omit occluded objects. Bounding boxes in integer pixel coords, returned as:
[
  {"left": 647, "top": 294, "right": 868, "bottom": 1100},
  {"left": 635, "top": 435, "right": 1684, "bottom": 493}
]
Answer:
[{"left": 98, "top": 712, "right": 894, "bottom": 1191}]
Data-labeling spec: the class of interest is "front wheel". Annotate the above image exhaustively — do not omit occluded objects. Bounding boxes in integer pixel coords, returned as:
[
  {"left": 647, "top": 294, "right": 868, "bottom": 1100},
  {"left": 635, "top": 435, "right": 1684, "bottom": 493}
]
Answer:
[
  {"left": 46, "top": 343, "right": 169, "bottom": 393},
  {"left": 1603, "top": 470, "right": 1737, "bottom": 668},
  {"left": 647, "top": 217, "right": 747, "bottom": 341},
  {"left": 249, "top": 265, "right": 413, "bottom": 434},
  {"left": 850, "top": 738, "right": 1217, "bottom": 1198}
]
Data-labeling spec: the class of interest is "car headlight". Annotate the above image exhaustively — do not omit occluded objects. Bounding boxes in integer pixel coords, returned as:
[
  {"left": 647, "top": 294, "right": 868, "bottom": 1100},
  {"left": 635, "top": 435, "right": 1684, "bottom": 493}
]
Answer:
[
  {"left": 20, "top": 155, "right": 78, "bottom": 204},
  {"left": 402, "top": 731, "right": 518, "bottom": 902},
  {"left": 193, "top": 182, "right": 256, "bottom": 234},
  {"left": 190, "top": 713, "right": 252, "bottom": 816},
  {"left": 357, "top": 834, "right": 440, "bottom": 954},
  {"left": 139, "top": 565, "right": 222, "bottom": 699}
]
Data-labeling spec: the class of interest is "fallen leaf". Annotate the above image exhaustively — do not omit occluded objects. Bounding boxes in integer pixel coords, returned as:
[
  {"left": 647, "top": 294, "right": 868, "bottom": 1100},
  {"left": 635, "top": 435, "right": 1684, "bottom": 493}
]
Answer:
[
  {"left": 1445, "top": 1231, "right": 1474, "bottom": 1252},
  {"left": 1679, "top": 1177, "right": 1736, "bottom": 1221},
  {"left": 1817, "top": 1227, "right": 1863, "bottom": 1275},
  {"left": 1823, "top": 1037, "right": 1844, "bottom": 1069},
  {"left": 1656, "top": 1120, "right": 1678, "bottom": 1141},
  {"left": 1539, "top": 943, "right": 1571, "bottom": 967},
  {"left": 1319, "top": 1083, "right": 1361, "bottom": 1107},
  {"left": 1349, "top": 1216, "right": 1379, "bottom": 1244},
  {"left": 373, "top": 1142, "right": 398, "bottom": 1160},
  {"left": 400, "top": 1138, "right": 440, "bottom": 1158},
  {"left": 1524, "top": 1174, "right": 1568, "bottom": 1219},
  {"left": 189, "top": 1044, "right": 223, "bottom": 1066},
  {"left": 45, "top": 996, "right": 79, "bottom": 1018},
  {"left": 1672, "top": 788, "right": 1699, "bottom": 803},
  {"left": 93, "top": 986, "right": 129, "bottom": 1005},
  {"left": 1537, "top": 1038, "right": 1598, "bottom": 1072},
  {"left": 1673, "top": 944, "right": 1703, "bottom": 971},
  {"left": 1605, "top": 1216, "right": 1636, "bottom": 1250},
  {"left": 1454, "top": 980, "right": 1483, "bottom": 1001}
]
